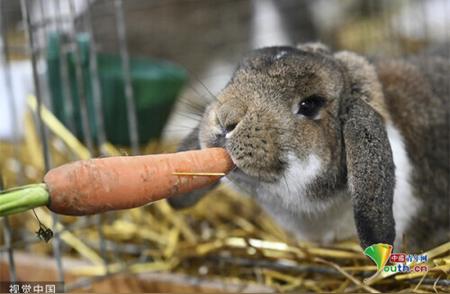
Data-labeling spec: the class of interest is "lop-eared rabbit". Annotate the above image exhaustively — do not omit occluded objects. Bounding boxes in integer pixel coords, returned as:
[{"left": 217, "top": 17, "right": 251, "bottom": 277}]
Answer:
[{"left": 169, "top": 43, "right": 450, "bottom": 252}]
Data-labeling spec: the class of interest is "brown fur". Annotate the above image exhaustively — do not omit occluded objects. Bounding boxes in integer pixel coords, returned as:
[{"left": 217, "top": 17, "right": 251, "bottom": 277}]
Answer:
[
  {"left": 376, "top": 57, "right": 450, "bottom": 251},
  {"left": 169, "top": 44, "right": 449, "bottom": 251},
  {"left": 199, "top": 47, "right": 344, "bottom": 183}
]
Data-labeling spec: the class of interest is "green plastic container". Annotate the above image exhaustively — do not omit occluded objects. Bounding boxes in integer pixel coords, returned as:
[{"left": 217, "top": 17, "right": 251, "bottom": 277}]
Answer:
[{"left": 47, "top": 33, "right": 187, "bottom": 146}]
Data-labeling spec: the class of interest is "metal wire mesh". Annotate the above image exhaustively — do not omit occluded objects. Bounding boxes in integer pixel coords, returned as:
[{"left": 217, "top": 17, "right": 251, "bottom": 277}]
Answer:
[{"left": 1, "top": 0, "right": 139, "bottom": 289}]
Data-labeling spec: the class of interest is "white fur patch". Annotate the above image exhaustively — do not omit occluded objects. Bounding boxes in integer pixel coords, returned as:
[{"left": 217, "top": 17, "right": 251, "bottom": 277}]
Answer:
[
  {"left": 254, "top": 153, "right": 356, "bottom": 243},
  {"left": 386, "top": 124, "right": 420, "bottom": 247},
  {"left": 222, "top": 153, "right": 357, "bottom": 243},
  {"left": 257, "top": 153, "right": 323, "bottom": 214}
]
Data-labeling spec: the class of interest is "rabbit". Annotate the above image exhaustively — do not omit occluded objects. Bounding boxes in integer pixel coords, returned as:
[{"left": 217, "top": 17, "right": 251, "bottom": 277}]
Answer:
[{"left": 168, "top": 42, "right": 450, "bottom": 252}]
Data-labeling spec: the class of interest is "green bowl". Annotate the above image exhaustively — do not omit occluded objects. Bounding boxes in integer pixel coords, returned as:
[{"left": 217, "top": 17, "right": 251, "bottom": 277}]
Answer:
[{"left": 47, "top": 33, "right": 187, "bottom": 146}]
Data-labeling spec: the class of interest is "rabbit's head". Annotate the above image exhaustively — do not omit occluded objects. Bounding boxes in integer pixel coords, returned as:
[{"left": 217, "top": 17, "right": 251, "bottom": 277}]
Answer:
[{"left": 198, "top": 44, "right": 396, "bottom": 249}]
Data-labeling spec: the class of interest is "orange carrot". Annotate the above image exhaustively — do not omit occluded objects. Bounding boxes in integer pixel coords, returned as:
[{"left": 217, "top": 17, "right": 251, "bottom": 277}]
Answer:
[{"left": 44, "top": 148, "right": 234, "bottom": 215}]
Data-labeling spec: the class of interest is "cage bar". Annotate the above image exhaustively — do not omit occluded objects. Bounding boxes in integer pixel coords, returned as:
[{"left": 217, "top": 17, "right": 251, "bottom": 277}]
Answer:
[{"left": 114, "top": 0, "right": 140, "bottom": 155}]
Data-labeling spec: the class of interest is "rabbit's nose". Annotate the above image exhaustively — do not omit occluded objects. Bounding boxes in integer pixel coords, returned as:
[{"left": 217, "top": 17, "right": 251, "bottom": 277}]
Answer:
[
  {"left": 217, "top": 104, "right": 245, "bottom": 136},
  {"left": 224, "top": 122, "right": 238, "bottom": 134}
]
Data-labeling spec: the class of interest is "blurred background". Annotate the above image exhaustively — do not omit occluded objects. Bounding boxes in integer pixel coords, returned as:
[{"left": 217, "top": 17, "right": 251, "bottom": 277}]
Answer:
[{"left": 1, "top": 0, "right": 449, "bottom": 293}]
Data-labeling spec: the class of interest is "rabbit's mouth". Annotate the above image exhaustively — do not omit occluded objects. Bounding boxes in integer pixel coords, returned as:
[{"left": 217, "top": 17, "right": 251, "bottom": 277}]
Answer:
[
  {"left": 199, "top": 118, "right": 285, "bottom": 182},
  {"left": 225, "top": 148, "right": 286, "bottom": 183}
]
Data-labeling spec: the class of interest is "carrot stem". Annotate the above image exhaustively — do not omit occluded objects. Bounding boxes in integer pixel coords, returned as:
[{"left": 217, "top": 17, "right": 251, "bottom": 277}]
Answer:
[{"left": 0, "top": 184, "right": 49, "bottom": 217}]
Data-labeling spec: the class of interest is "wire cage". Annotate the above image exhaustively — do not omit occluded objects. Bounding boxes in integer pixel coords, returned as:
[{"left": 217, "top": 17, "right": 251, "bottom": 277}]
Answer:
[{"left": 1, "top": 0, "right": 449, "bottom": 293}]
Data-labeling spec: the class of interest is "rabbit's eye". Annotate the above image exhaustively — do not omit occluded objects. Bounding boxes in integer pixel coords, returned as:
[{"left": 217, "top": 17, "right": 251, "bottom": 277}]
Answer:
[{"left": 296, "top": 95, "right": 326, "bottom": 118}]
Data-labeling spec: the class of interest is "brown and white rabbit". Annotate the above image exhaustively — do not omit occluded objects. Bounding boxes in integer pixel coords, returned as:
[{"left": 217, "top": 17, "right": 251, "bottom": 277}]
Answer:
[{"left": 168, "top": 43, "right": 450, "bottom": 252}]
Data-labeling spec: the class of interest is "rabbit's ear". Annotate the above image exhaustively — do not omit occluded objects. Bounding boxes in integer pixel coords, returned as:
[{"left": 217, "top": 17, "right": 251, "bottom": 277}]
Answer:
[
  {"left": 167, "top": 127, "right": 218, "bottom": 209},
  {"left": 336, "top": 52, "right": 396, "bottom": 249}
]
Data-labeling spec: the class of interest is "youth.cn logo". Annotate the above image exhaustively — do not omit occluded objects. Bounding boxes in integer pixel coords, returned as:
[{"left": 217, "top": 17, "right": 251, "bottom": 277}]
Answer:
[{"left": 363, "top": 243, "right": 428, "bottom": 283}]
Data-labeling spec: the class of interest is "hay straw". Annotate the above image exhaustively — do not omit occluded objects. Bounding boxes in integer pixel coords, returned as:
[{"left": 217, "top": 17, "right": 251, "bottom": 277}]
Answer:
[
  {"left": 34, "top": 207, "right": 104, "bottom": 266},
  {"left": 1, "top": 105, "right": 449, "bottom": 293},
  {"left": 313, "top": 257, "right": 380, "bottom": 293},
  {"left": 23, "top": 110, "right": 44, "bottom": 171},
  {"left": 27, "top": 95, "right": 91, "bottom": 160}
]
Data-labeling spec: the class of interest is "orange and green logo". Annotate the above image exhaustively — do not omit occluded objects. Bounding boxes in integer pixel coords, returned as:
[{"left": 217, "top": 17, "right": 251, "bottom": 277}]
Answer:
[
  {"left": 364, "top": 243, "right": 393, "bottom": 272},
  {"left": 363, "top": 243, "right": 393, "bottom": 282},
  {"left": 363, "top": 243, "right": 428, "bottom": 283}
]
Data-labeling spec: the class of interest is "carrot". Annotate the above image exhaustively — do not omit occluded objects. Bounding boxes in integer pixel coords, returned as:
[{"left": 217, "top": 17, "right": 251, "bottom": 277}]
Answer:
[
  {"left": 0, "top": 148, "right": 234, "bottom": 217},
  {"left": 46, "top": 148, "right": 234, "bottom": 215}
]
